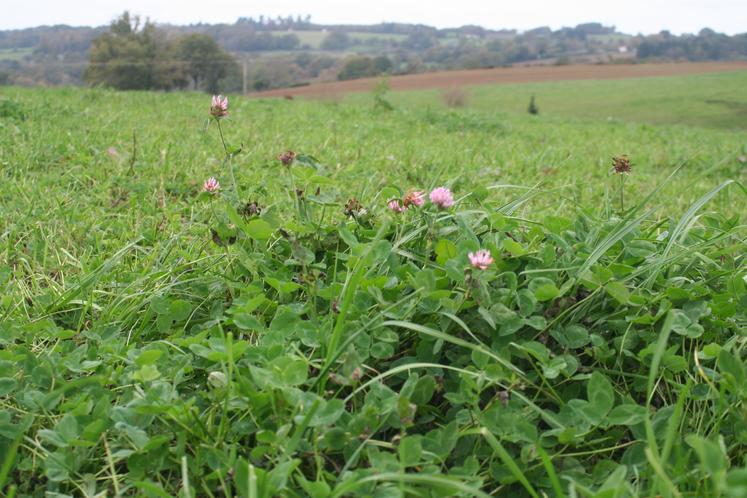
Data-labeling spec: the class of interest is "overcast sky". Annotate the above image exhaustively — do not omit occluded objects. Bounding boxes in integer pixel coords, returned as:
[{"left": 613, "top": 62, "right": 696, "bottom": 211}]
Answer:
[{"left": 2, "top": 0, "right": 745, "bottom": 34}]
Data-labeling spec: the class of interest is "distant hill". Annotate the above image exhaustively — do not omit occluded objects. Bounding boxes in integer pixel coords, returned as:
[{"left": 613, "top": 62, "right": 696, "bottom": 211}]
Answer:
[{"left": 1, "top": 16, "right": 745, "bottom": 90}]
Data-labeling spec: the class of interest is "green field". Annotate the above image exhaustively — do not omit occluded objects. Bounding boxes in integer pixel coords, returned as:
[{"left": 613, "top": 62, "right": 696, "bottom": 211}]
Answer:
[
  {"left": 0, "top": 72, "right": 746, "bottom": 497},
  {"left": 270, "top": 30, "right": 406, "bottom": 50},
  {"left": 0, "top": 47, "right": 33, "bottom": 62},
  {"left": 347, "top": 71, "right": 747, "bottom": 130},
  {"left": 349, "top": 32, "right": 408, "bottom": 42},
  {"left": 283, "top": 30, "right": 330, "bottom": 49}
]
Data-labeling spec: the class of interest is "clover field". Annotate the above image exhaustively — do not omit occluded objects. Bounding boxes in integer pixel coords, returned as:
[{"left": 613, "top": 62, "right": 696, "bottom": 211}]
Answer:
[{"left": 0, "top": 74, "right": 746, "bottom": 498}]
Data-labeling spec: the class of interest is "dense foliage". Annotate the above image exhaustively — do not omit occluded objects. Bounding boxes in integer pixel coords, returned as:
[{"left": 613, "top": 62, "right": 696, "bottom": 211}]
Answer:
[
  {"left": 2, "top": 14, "right": 746, "bottom": 90},
  {"left": 84, "top": 13, "right": 238, "bottom": 92},
  {"left": 337, "top": 56, "right": 393, "bottom": 81},
  {"left": 0, "top": 82, "right": 746, "bottom": 497},
  {"left": 638, "top": 29, "right": 747, "bottom": 61}
]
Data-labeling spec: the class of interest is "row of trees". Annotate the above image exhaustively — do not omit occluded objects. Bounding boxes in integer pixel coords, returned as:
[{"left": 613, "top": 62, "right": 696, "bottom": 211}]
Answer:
[
  {"left": 337, "top": 56, "right": 393, "bottom": 80},
  {"left": 637, "top": 29, "right": 747, "bottom": 61},
  {"left": 85, "top": 13, "right": 237, "bottom": 92},
  {"left": 1, "top": 20, "right": 622, "bottom": 55},
  {"left": 2, "top": 14, "right": 746, "bottom": 90}
]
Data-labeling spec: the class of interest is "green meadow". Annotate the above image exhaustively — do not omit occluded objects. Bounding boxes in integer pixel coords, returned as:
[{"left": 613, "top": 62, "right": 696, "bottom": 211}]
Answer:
[
  {"left": 270, "top": 30, "right": 407, "bottom": 50},
  {"left": 353, "top": 70, "right": 747, "bottom": 130},
  {"left": 0, "top": 48, "right": 33, "bottom": 62},
  {"left": 0, "top": 71, "right": 745, "bottom": 497}
]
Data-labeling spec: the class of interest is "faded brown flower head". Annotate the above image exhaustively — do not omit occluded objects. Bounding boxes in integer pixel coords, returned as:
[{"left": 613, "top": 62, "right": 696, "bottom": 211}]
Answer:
[
  {"left": 402, "top": 190, "right": 425, "bottom": 208},
  {"left": 239, "top": 201, "right": 262, "bottom": 218},
  {"left": 278, "top": 150, "right": 296, "bottom": 166},
  {"left": 210, "top": 227, "right": 237, "bottom": 247},
  {"left": 328, "top": 373, "right": 345, "bottom": 386},
  {"left": 349, "top": 367, "right": 363, "bottom": 382},
  {"left": 612, "top": 155, "right": 631, "bottom": 174},
  {"left": 344, "top": 197, "right": 363, "bottom": 217}
]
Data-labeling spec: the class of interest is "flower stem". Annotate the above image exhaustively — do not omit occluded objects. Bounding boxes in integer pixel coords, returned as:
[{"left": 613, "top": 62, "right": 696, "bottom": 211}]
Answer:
[
  {"left": 216, "top": 119, "right": 229, "bottom": 158},
  {"left": 216, "top": 119, "right": 239, "bottom": 200},
  {"left": 287, "top": 166, "right": 302, "bottom": 220}
]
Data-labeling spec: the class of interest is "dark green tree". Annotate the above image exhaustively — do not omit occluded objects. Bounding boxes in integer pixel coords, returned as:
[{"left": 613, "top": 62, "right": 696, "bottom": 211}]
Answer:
[
  {"left": 371, "top": 55, "right": 393, "bottom": 74},
  {"left": 85, "top": 12, "right": 184, "bottom": 90},
  {"left": 321, "top": 31, "right": 350, "bottom": 50},
  {"left": 338, "top": 56, "right": 392, "bottom": 81},
  {"left": 528, "top": 95, "right": 539, "bottom": 115},
  {"left": 338, "top": 57, "right": 374, "bottom": 80},
  {"left": 176, "top": 34, "right": 237, "bottom": 93},
  {"left": 85, "top": 12, "right": 237, "bottom": 92}
]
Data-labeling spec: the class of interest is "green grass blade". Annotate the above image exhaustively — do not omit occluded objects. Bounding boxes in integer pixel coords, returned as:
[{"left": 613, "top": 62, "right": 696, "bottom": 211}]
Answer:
[
  {"left": 645, "top": 179, "right": 747, "bottom": 287},
  {"left": 480, "top": 428, "right": 540, "bottom": 498},
  {"left": 331, "top": 472, "right": 493, "bottom": 498},
  {"left": 536, "top": 444, "right": 568, "bottom": 498}
]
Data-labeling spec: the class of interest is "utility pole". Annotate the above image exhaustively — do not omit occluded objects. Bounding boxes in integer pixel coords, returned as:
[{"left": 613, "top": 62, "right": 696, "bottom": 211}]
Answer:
[{"left": 242, "top": 58, "right": 248, "bottom": 95}]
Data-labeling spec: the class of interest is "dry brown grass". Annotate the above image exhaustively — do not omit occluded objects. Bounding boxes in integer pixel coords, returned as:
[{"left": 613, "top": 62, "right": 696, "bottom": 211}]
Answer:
[{"left": 442, "top": 86, "right": 468, "bottom": 107}]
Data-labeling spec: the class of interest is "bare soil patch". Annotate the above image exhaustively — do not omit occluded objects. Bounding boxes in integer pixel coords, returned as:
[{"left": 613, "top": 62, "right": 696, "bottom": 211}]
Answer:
[{"left": 253, "top": 61, "right": 747, "bottom": 99}]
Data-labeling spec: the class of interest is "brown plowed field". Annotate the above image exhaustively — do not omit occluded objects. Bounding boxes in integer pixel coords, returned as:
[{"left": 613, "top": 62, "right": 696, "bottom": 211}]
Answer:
[{"left": 253, "top": 61, "right": 747, "bottom": 98}]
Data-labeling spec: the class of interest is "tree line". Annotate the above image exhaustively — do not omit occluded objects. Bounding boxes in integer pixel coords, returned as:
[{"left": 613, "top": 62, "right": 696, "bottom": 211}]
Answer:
[
  {"left": 1, "top": 14, "right": 746, "bottom": 90},
  {"left": 637, "top": 29, "right": 747, "bottom": 61},
  {"left": 84, "top": 13, "right": 237, "bottom": 92}
]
